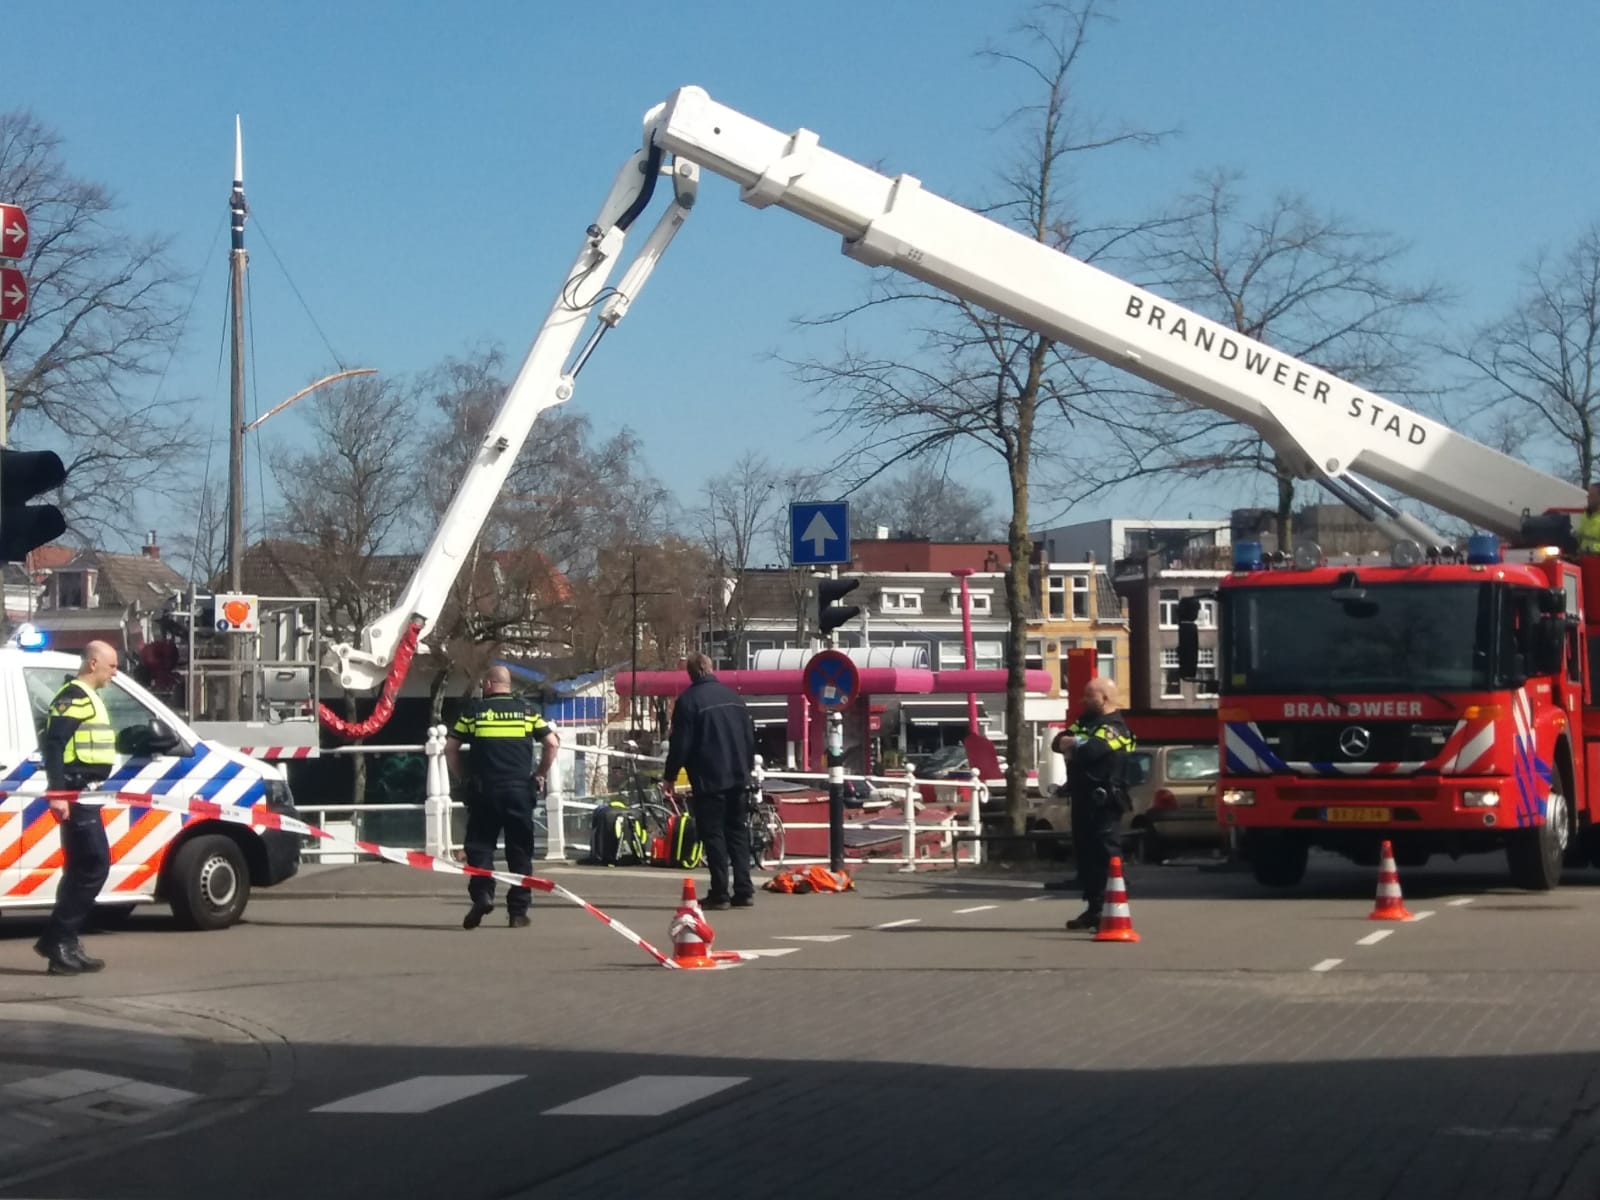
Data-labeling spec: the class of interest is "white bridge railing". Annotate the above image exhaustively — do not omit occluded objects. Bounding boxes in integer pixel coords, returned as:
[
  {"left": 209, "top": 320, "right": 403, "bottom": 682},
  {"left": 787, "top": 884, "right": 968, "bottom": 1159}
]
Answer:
[{"left": 292, "top": 730, "right": 995, "bottom": 870}]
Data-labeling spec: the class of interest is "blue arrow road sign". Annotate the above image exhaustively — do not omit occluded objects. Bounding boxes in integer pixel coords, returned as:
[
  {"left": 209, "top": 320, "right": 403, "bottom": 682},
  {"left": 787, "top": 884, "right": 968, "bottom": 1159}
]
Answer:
[
  {"left": 790, "top": 501, "right": 850, "bottom": 566},
  {"left": 805, "top": 650, "right": 859, "bottom": 711}
]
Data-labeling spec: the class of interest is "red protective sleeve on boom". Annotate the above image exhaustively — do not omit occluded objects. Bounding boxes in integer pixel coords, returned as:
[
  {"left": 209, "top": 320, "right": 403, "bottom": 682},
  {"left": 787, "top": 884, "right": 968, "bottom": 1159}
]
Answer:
[{"left": 318, "top": 620, "right": 423, "bottom": 740}]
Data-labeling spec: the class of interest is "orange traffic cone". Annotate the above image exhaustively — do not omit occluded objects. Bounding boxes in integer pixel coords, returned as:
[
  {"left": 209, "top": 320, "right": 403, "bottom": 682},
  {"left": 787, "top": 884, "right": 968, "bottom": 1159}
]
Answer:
[
  {"left": 1092, "top": 856, "right": 1141, "bottom": 943},
  {"left": 669, "top": 877, "right": 718, "bottom": 968},
  {"left": 1369, "top": 840, "right": 1413, "bottom": 921}
]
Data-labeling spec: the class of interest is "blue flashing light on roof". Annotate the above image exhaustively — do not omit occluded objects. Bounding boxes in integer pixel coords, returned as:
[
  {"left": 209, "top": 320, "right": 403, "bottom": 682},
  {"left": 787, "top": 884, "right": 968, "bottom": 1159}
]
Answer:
[
  {"left": 13, "top": 623, "right": 46, "bottom": 652},
  {"left": 1465, "top": 533, "right": 1501, "bottom": 566},
  {"left": 1232, "top": 541, "right": 1264, "bottom": 573}
]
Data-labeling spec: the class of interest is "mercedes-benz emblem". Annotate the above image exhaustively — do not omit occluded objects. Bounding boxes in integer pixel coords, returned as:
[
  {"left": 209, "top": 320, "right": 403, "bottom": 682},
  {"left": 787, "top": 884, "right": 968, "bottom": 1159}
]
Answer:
[{"left": 1338, "top": 726, "right": 1371, "bottom": 758}]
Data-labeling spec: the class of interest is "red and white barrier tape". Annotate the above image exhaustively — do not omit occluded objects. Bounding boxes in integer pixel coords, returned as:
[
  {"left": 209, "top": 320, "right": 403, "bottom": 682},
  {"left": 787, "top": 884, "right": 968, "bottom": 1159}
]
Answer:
[{"left": 20, "top": 788, "right": 678, "bottom": 969}]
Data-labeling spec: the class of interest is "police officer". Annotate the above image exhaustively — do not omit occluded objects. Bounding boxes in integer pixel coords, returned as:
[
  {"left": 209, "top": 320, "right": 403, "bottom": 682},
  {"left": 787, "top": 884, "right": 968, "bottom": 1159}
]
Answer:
[
  {"left": 445, "top": 665, "right": 558, "bottom": 930},
  {"left": 36, "top": 640, "right": 119, "bottom": 975},
  {"left": 1051, "top": 677, "right": 1136, "bottom": 933},
  {"left": 1578, "top": 484, "right": 1600, "bottom": 555}
]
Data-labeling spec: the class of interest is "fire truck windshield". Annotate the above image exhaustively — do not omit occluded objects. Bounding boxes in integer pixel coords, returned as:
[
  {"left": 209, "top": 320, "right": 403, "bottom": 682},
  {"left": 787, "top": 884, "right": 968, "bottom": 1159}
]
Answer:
[{"left": 1221, "top": 581, "right": 1532, "bottom": 695}]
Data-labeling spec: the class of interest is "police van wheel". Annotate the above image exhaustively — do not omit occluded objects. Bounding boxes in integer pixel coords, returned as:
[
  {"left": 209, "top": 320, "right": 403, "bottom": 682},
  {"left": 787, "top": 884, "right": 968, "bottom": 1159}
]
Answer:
[{"left": 169, "top": 836, "right": 251, "bottom": 931}]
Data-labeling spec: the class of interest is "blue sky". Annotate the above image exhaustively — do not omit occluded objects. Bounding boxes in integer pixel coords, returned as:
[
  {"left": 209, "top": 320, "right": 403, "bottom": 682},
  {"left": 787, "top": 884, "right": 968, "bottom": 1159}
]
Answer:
[{"left": 11, "top": 0, "right": 1600, "bottom": 550}]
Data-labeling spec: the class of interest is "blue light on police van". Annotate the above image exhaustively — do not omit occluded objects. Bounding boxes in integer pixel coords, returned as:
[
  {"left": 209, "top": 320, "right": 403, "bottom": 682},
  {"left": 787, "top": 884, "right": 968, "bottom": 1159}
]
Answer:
[
  {"left": 1232, "top": 541, "right": 1264, "bottom": 572},
  {"left": 1465, "top": 533, "right": 1501, "bottom": 565},
  {"left": 13, "top": 623, "right": 47, "bottom": 652}
]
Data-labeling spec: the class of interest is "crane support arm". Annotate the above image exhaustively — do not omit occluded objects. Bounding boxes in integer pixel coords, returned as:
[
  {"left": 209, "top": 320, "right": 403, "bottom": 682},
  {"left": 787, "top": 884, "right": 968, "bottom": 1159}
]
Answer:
[
  {"left": 326, "top": 150, "right": 699, "bottom": 693},
  {"left": 644, "top": 86, "right": 1582, "bottom": 540}
]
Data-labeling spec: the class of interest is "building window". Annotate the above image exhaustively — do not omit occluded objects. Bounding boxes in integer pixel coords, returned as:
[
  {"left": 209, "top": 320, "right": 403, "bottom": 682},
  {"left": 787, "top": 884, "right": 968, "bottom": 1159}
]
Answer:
[
  {"left": 974, "top": 640, "right": 1003, "bottom": 670},
  {"left": 1046, "top": 576, "right": 1066, "bottom": 618},
  {"left": 1196, "top": 598, "right": 1217, "bottom": 628},
  {"left": 55, "top": 571, "right": 87, "bottom": 609},
  {"left": 1096, "top": 638, "right": 1117, "bottom": 683},
  {"left": 881, "top": 588, "right": 922, "bottom": 614},
  {"left": 1157, "top": 588, "right": 1180, "bottom": 629},
  {"left": 1195, "top": 648, "right": 1218, "bottom": 697},
  {"left": 1072, "top": 575, "right": 1090, "bottom": 619},
  {"left": 1025, "top": 638, "right": 1044, "bottom": 671},
  {"left": 1160, "top": 648, "right": 1183, "bottom": 699},
  {"left": 947, "top": 589, "right": 993, "bottom": 616},
  {"left": 939, "top": 641, "right": 968, "bottom": 669}
]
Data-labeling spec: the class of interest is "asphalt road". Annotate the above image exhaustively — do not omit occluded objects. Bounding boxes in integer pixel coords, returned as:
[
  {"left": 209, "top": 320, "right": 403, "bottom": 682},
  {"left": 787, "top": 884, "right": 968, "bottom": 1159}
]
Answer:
[{"left": 0, "top": 852, "right": 1599, "bottom": 1199}]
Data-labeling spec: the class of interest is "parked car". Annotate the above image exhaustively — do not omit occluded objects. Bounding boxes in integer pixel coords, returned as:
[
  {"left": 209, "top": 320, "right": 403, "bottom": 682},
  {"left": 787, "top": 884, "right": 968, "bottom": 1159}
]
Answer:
[{"left": 1027, "top": 743, "right": 1222, "bottom": 862}]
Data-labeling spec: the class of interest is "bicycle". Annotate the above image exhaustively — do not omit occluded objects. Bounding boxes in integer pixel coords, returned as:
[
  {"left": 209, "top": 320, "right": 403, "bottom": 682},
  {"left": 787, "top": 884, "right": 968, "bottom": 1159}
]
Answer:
[{"left": 746, "top": 784, "right": 786, "bottom": 870}]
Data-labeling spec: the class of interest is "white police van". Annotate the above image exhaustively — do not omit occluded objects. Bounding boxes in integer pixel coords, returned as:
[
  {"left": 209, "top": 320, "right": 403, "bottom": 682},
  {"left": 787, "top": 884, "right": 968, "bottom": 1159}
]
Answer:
[{"left": 0, "top": 631, "right": 301, "bottom": 929}]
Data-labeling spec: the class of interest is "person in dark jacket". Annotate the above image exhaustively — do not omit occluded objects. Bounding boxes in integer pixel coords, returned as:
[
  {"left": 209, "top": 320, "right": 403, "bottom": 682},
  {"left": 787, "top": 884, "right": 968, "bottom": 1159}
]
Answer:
[
  {"left": 1050, "top": 677, "right": 1137, "bottom": 933},
  {"left": 662, "top": 653, "right": 757, "bottom": 910}
]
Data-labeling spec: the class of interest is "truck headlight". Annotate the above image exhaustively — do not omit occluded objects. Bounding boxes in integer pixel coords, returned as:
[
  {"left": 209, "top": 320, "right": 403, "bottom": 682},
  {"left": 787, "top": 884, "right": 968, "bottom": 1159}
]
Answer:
[
  {"left": 1221, "top": 788, "right": 1256, "bottom": 807},
  {"left": 1461, "top": 789, "right": 1499, "bottom": 808}
]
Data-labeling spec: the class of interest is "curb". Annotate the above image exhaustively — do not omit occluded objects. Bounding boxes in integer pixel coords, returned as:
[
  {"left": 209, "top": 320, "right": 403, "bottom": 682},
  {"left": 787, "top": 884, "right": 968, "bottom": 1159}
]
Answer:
[{"left": 0, "top": 997, "right": 287, "bottom": 1191}]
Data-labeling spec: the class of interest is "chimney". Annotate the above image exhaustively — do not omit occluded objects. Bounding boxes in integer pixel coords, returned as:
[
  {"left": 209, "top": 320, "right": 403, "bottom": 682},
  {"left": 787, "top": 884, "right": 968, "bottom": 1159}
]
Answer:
[{"left": 142, "top": 530, "right": 160, "bottom": 560}]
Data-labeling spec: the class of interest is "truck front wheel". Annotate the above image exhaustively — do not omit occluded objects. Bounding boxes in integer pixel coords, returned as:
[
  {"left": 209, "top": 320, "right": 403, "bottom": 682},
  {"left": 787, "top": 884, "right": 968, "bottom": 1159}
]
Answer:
[
  {"left": 1247, "top": 832, "right": 1308, "bottom": 888},
  {"left": 1507, "top": 785, "right": 1568, "bottom": 891},
  {"left": 168, "top": 835, "right": 252, "bottom": 930}
]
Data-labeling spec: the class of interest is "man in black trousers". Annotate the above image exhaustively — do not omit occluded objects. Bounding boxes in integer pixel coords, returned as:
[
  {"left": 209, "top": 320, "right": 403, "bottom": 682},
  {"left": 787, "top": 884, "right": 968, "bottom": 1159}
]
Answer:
[{"left": 662, "top": 653, "right": 756, "bottom": 910}]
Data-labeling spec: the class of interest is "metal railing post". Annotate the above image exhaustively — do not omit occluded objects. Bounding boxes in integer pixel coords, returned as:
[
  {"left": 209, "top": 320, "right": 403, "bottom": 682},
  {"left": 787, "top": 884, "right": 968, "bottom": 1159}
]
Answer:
[
  {"left": 423, "top": 724, "right": 450, "bottom": 859},
  {"left": 969, "top": 780, "right": 986, "bottom": 867},
  {"left": 541, "top": 748, "right": 568, "bottom": 862},
  {"left": 899, "top": 763, "right": 918, "bottom": 872}
]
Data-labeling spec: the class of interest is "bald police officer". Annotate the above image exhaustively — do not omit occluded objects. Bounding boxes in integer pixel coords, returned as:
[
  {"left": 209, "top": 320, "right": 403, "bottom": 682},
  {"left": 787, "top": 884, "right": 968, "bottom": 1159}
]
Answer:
[
  {"left": 36, "top": 641, "right": 120, "bottom": 975},
  {"left": 1051, "top": 677, "right": 1137, "bottom": 934},
  {"left": 446, "top": 665, "right": 559, "bottom": 930}
]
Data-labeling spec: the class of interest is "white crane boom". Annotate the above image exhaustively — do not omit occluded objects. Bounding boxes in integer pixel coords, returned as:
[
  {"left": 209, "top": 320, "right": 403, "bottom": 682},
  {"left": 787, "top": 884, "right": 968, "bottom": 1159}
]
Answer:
[{"left": 328, "top": 84, "right": 1582, "bottom": 696}]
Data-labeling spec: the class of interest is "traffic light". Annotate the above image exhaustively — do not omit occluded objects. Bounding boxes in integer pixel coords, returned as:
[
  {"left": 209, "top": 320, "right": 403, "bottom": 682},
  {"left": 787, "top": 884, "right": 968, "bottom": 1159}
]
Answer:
[
  {"left": 0, "top": 448, "right": 66, "bottom": 563},
  {"left": 817, "top": 576, "right": 861, "bottom": 638}
]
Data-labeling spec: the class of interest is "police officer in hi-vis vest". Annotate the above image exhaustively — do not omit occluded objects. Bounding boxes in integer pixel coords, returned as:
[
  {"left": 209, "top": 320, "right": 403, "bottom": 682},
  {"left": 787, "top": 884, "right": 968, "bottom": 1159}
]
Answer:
[
  {"left": 36, "top": 640, "right": 120, "bottom": 975},
  {"left": 446, "top": 665, "right": 559, "bottom": 930},
  {"left": 1051, "top": 677, "right": 1137, "bottom": 934}
]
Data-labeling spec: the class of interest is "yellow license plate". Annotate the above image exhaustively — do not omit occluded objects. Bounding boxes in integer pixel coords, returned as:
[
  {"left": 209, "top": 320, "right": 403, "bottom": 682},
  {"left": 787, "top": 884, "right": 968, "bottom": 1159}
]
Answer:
[{"left": 1325, "top": 806, "right": 1391, "bottom": 823}]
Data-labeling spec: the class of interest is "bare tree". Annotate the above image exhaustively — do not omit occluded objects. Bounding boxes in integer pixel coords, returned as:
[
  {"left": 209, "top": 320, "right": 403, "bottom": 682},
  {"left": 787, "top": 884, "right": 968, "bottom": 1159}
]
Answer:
[
  {"left": 792, "top": 1, "right": 1170, "bottom": 833},
  {"left": 1133, "top": 170, "right": 1448, "bottom": 545},
  {"left": 0, "top": 110, "right": 197, "bottom": 542},
  {"left": 1451, "top": 223, "right": 1600, "bottom": 485},
  {"left": 849, "top": 463, "right": 998, "bottom": 540},
  {"left": 164, "top": 479, "right": 229, "bottom": 587},
  {"left": 271, "top": 373, "right": 419, "bottom": 799},
  {"left": 695, "top": 451, "right": 780, "bottom": 649}
]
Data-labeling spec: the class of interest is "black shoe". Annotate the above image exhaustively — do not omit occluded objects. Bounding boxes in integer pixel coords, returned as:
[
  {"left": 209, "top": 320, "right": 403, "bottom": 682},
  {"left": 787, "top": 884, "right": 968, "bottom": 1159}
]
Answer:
[
  {"left": 1065, "top": 911, "right": 1101, "bottom": 932},
  {"left": 33, "top": 940, "right": 81, "bottom": 976},
  {"left": 462, "top": 902, "right": 493, "bottom": 930},
  {"left": 508, "top": 913, "right": 531, "bottom": 929},
  {"left": 703, "top": 897, "right": 731, "bottom": 911},
  {"left": 66, "top": 943, "right": 105, "bottom": 973},
  {"left": 731, "top": 895, "right": 755, "bottom": 908}
]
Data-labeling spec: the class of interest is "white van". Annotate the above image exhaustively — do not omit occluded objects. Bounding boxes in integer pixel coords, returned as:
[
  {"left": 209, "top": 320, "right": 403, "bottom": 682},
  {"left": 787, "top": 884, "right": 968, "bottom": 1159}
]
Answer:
[{"left": 0, "top": 642, "right": 301, "bottom": 929}]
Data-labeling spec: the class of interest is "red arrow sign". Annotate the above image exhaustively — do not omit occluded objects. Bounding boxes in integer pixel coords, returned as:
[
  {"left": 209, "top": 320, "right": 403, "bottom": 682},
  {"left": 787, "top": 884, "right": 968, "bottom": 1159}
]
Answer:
[
  {"left": 0, "top": 266, "right": 28, "bottom": 322},
  {"left": 0, "top": 202, "right": 27, "bottom": 260}
]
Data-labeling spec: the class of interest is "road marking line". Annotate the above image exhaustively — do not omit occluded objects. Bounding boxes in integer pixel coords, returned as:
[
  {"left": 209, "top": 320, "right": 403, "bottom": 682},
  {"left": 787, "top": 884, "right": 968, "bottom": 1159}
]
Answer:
[
  {"left": 874, "top": 918, "right": 921, "bottom": 929},
  {"left": 736, "top": 948, "right": 800, "bottom": 958},
  {"left": 1356, "top": 930, "right": 1392, "bottom": 946},
  {"left": 1023, "top": 896, "right": 1043, "bottom": 902},
  {"left": 774, "top": 934, "right": 851, "bottom": 943},
  {"left": 1310, "top": 958, "right": 1343, "bottom": 972},
  {"left": 1447, "top": 898, "right": 1475, "bottom": 907},
  {"left": 544, "top": 1075, "right": 747, "bottom": 1117},
  {"left": 1442, "top": 1125, "right": 1554, "bottom": 1142},
  {"left": 313, "top": 1075, "right": 523, "bottom": 1114},
  {"left": 954, "top": 904, "right": 998, "bottom": 914},
  {"left": 1409, "top": 910, "right": 1435, "bottom": 921}
]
